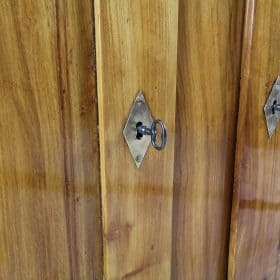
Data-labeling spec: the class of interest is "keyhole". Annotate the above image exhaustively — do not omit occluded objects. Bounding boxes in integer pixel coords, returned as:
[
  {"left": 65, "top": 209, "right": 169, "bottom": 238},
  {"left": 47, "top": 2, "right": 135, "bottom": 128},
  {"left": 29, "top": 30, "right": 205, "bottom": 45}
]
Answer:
[
  {"left": 136, "top": 122, "right": 143, "bottom": 140},
  {"left": 272, "top": 100, "right": 277, "bottom": 114}
]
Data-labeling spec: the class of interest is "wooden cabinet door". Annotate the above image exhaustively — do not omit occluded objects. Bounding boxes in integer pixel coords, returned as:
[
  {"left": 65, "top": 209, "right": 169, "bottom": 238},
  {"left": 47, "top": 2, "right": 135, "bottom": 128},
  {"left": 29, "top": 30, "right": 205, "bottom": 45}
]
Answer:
[
  {"left": 229, "top": 0, "right": 280, "bottom": 279},
  {"left": 5, "top": 0, "right": 278, "bottom": 279},
  {"left": 95, "top": 0, "right": 244, "bottom": 279}
]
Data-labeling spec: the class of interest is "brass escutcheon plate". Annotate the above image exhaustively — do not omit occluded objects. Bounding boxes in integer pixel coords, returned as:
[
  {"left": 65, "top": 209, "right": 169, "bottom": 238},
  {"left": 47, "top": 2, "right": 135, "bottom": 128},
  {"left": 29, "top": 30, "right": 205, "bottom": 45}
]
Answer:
[{"left": 123, "top": 91, "right": 153, "bottom": 168}]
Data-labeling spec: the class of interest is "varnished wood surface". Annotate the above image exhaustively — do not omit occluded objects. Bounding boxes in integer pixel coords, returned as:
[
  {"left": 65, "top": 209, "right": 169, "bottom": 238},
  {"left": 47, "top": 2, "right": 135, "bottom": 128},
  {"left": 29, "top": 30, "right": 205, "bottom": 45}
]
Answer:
[
  {"left": 229, "top": 0, "right": 280, "bottom": 279},
  {"left": 0, "top": 1, "right": 101, "bottom": 279},
  {"left": 172, "top": 0, "right": 245, "bottom": 279},
  {"left": 55, "top": 1, "right": 102, "bottom": 279},
  {"left": 95, "top": 1, "right": 179, "bottom": 279}
]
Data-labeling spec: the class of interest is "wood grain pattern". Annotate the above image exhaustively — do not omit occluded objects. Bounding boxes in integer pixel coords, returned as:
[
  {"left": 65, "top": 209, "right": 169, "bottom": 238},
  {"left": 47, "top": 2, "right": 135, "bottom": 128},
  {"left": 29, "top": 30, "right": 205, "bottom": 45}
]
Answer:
[
  {"left": 229, "top": 0, "right": 280, "bottom": 279},
  {"left": 95, "top": 1, "right": 179, "bottom": 279},
  {"left": 0, "top": 1, "right": 101, "bottom": 279},
  {"left": 55, "top": 1, "right": 102, "bottom": 279},
  {"left": 172, "top": 0, "right": 245, "bottom": 279}
]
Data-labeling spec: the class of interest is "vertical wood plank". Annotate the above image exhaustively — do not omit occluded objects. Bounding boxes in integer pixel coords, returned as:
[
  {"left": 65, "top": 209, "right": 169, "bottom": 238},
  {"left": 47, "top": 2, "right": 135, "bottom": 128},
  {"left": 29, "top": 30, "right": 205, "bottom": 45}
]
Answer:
[
  {"left": 95, "top": 1, "right": 179, "bottom": 278},
  {"left": 55, "top": 1, "right": 102, "bottom": 279},
  {"left": 229, "top": 0, "right": 280, "bottom": 278},
  {"left": 172, "top": 0, "right": 245, "bottom": 278},
  {"left": 0, "top": 1, "right": 102, "bottom": 278}
]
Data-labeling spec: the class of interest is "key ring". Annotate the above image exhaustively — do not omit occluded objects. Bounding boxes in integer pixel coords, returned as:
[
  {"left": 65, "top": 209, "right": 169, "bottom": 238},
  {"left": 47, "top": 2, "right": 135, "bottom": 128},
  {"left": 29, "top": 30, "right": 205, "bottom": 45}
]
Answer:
[{"left": 151, "top": 120, "right": 167, "bottom": 150}]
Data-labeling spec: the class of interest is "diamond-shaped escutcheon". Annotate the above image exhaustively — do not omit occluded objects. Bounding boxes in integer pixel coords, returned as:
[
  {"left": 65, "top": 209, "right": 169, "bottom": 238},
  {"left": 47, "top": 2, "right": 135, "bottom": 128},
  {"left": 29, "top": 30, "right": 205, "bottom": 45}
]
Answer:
[
  {"left": 264, "top": 76, "right": 280, "bottom": 138},
  {"left": 123, "top": 91, "right": 153, "bottom": 168}
]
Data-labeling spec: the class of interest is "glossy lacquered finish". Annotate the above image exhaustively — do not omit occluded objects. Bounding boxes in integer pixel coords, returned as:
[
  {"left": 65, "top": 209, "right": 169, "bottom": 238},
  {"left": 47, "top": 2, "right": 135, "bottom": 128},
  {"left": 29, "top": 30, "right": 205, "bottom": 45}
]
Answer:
[
  {"left": 95, "top": 0, "right": 179, "bottom": 278},
  {"left": 0, "top": 1, "right": 102, "bottom": 278},
  {"left": 229, "top": 0, "right": 280, "bottom": 279},
  {"left": 172, "top": 0, "right": 245, "bottom": 279},
  {"left": 3, "top": 0, "right": 280, "bottom": 279}
]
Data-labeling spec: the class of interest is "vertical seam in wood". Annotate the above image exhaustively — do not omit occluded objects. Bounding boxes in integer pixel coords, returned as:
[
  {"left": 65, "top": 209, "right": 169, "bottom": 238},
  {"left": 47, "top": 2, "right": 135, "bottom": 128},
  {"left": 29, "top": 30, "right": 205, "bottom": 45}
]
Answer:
[
  {"left": 228, "top": 0, "right": 256, "bottom": 279},
  {"left": 93, "top": 0, "right": 107, "bottom": 278},
  {"left": 54, "top": 0, "right": 76, "bottom": 278},
  {"left": 223, "top": 1, "right": 248, "bottom": 279},
  {"left": 91, "top": 0, "right": 104, "bottom": 278},
  {"left": 171, "top": 1, "right": 182, "bottom": 279}
]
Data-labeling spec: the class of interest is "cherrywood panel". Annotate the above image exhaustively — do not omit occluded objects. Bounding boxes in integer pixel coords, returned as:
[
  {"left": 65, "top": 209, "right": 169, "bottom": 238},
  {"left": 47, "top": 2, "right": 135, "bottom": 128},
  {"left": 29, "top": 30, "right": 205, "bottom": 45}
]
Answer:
[
  {"left": 172, "top": 0, "right": 245, "bottom": 279},
  {"left": 0, "top": 1, "right": 101, "bottom": 279},
  {"left": 95, "top": 1, "right": 179, "bottom": 278},
  {"left": 229, "top": 0, "right": 280, "bottom": 279}
]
